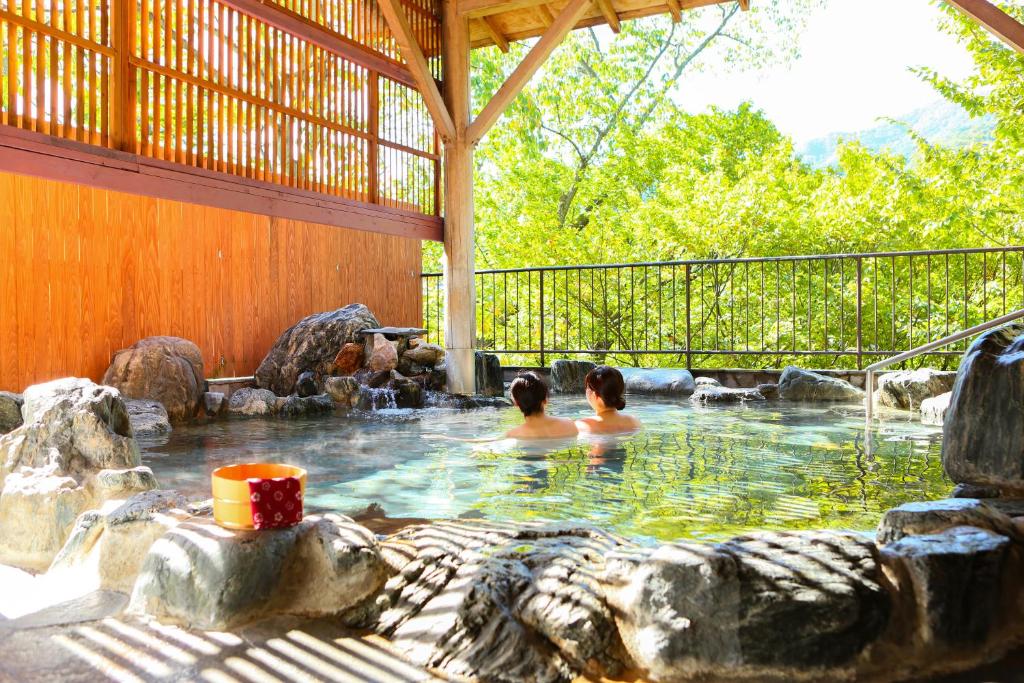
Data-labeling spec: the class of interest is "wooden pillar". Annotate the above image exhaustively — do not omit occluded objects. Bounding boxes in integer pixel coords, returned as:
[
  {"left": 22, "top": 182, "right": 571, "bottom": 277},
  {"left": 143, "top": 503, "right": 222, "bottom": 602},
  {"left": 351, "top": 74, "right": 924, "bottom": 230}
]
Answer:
[{"left": 442, "top": 0, "right": 476, "bottom": 394}]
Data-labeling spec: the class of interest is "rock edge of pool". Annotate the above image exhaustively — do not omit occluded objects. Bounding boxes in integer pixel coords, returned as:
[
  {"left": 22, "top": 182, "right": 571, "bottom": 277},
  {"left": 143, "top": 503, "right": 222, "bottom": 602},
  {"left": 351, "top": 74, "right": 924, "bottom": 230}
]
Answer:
[{"left": 3, "top": 318, "right": 1024, "bottom": 682}]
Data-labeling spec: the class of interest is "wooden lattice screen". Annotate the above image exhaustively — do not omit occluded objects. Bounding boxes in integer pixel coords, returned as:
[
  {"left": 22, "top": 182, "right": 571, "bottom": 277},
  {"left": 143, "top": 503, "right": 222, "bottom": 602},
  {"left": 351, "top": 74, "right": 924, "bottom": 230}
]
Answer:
[{"left": 0, "top": 0, "right": 441, "bottom": 215}]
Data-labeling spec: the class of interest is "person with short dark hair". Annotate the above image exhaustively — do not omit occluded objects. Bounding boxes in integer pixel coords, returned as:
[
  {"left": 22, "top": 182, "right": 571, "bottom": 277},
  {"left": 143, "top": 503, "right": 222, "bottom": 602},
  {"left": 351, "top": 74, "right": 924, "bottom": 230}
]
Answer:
[
  {"left": 576, "top": 366, "right": 642, "bottom": 435},
  {"left": 506, "top": 372, "right": 578, "bottom": 439}
]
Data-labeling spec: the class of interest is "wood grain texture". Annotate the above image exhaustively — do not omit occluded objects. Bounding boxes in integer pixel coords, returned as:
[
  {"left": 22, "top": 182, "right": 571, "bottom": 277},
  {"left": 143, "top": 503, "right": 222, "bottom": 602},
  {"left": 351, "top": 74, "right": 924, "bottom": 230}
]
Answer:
[{"left": 0, "top": 171, "right": 423, "bottom": 392}]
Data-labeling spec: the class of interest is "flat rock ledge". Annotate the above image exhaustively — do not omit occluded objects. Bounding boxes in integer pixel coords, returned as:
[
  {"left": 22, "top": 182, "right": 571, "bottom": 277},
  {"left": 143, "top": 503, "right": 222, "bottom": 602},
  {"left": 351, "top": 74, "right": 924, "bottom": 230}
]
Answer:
[
  {"left": 129, "top": 514, "right": 388, "bottom": 631},
  {"left": 779, "top": 366, "right": 864, "bottom": 402}
]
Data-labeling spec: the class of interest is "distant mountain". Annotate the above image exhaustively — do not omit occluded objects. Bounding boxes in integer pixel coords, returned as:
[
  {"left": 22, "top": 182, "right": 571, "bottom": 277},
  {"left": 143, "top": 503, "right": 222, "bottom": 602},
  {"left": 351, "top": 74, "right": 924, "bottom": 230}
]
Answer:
[{"left": 798, "top": 100, "right": 995, "bottom": 168}]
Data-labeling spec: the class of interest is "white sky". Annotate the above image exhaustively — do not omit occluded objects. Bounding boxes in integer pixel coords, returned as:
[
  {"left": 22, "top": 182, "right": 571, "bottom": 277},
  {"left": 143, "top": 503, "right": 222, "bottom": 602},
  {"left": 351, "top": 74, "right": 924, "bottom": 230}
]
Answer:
[{"left": 678, "top": 0, "right": 978, "bottom": 144}]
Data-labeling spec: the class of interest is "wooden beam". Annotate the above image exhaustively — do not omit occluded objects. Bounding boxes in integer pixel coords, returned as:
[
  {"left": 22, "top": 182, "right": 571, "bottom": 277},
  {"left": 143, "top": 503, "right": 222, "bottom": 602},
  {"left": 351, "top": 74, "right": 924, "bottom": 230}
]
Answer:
[
  {"left": 215, "top": 0, "right": 418, "bottom": 88},
  {"left": 0, "top": 127, "right": 442, "bottom": 241},
  {"left": 378, "top": 0, "right": 458, "bottom": 142},
  {"left": 665, "top": 0, "right": 682, "bottom": 22},
  {"left": 468, "top": 0, "right": 591, "bottom": 144},
  {"left": 481, "top": 15, "right": 510, "bottom": 52},
  {"left": 594, "top": 0, "right": 621, "bottom": 32},
  {"left": 737, "top": 0, "right": 749, "bottom": 10},
  {"left": 537, "top": 3, "right": 556, "bottom": 25},
  {"left": 944, "top": 0, "right": 1024, "bottom": 54}
]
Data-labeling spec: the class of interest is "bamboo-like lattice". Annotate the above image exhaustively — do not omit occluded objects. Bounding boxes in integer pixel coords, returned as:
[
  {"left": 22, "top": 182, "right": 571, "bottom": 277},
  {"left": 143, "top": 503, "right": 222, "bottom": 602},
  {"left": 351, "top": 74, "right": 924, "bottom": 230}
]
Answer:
[{"left": 0, "top": 0, "right": 441, "bottom": 214}]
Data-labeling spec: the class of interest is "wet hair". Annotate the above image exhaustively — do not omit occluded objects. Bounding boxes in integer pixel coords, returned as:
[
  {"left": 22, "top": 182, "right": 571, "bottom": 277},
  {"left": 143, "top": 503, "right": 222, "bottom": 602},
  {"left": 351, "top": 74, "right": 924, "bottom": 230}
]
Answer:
[
  {"left": 510, "top": 372, "right": 548, "bottom": 417},
  {"left": 585, "top": 366, "right": 627, "bottom": 411}
]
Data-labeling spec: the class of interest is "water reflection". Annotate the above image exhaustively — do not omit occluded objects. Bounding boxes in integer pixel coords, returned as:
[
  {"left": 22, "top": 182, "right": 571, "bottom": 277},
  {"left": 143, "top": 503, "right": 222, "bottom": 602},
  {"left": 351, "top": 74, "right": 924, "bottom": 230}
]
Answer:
[{"left": 140, "top": 397, "right": 949, "bottom": 543}]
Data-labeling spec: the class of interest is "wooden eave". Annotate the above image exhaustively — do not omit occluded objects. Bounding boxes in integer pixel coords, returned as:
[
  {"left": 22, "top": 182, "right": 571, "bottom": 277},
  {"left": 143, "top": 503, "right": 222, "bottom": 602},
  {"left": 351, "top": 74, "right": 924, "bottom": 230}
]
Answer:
[{"left": 463, "top": 0, "right": 740, "bottom": 50}]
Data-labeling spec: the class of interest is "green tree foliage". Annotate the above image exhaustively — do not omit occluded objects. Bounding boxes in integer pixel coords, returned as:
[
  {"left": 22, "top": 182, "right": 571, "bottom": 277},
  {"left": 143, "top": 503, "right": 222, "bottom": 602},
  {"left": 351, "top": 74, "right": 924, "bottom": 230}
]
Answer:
[{"left": 423, "top": 1, "right": 1024, "bottom": 368}]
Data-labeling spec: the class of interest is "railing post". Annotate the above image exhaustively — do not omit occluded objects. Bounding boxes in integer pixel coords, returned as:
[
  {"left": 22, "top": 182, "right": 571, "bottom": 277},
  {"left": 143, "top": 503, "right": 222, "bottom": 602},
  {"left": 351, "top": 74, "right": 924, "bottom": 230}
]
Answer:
[
  {"left": 856, "top": 256, "right": 864, "bottom": 370},
  {"left": 111, "top": 0, "right": 136, "bottom": 152},
  {"left": 539, "top": 269, "right": 546, "bottom": 368},
  {"left": 685, "top": 263, "right": 692, "bottom": 370}
]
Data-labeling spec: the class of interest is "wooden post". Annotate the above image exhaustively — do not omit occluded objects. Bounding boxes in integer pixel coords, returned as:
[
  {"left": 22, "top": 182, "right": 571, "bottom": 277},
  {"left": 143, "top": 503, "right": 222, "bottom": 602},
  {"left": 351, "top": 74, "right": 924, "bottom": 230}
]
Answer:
[{"left": 442, "top": 0, "right": 476, "bottom": 394}]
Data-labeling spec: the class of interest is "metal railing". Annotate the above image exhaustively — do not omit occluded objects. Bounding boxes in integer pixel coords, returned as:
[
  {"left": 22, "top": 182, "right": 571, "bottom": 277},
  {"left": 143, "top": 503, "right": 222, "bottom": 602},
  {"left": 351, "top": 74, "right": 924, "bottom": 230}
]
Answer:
[
  {"left": 864, "top": 307, "right": 1024, "bottom": 424},
  {"left": 422, "top": 246, "right": 1024, "bottom": 369}
]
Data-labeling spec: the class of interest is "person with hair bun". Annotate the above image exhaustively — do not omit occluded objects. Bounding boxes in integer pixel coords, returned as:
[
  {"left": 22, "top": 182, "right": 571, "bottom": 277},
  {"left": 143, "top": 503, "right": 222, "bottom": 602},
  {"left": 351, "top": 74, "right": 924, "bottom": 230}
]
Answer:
[
  {"left": 506, "top": 371, "right": 578, "bottom": 439},
  {"left": 576, "top": 366, "right": 642, "bottom": 435}
]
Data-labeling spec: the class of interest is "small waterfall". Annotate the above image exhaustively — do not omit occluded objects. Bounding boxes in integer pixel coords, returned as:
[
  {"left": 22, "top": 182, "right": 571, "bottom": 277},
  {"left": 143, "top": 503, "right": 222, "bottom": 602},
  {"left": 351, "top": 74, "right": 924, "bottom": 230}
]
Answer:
[{"left": 359, "top": 386, "right": 398, "bottom": 411}]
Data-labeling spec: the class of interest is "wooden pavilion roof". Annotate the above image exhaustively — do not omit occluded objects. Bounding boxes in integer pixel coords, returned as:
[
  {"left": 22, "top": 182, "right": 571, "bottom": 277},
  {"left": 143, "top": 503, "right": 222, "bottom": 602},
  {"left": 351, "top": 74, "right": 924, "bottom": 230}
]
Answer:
[{"left": 464, "top": 0, "right": 745, "bottom": 51}]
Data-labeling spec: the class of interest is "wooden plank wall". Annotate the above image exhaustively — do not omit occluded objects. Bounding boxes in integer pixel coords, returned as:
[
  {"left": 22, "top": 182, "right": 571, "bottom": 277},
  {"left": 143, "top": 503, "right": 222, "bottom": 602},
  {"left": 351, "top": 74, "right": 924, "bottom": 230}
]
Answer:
[{"left": 0, "top": 170, "right": 423, "bottom": 392}]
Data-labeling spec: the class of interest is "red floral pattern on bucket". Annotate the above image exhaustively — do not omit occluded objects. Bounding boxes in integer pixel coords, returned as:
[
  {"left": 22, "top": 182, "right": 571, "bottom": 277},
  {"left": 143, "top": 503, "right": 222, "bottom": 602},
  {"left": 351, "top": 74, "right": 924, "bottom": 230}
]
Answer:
[{"left": 247, "top": 476, "right": 303, "bottom": 529}]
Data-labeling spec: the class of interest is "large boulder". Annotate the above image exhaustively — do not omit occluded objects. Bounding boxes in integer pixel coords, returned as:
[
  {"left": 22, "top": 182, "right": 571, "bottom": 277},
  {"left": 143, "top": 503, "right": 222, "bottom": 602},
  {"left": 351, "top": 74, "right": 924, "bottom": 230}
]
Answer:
[
  {"left": 0, "top": 391, "right": 23, "bottom": 434},
  {"left": 881, "top": 527, "right": 1009, "bottom": 647},
  {"left": 49, "top": 490, "right": 192, "bottom": 593},
  {"left": 778, "top": 366, "right": 863, "bottom": 402},
  {"left": 943, "top": 322, "right": 1024, "bottom": 492},
  {"left": 475, "top": 352, "right": 503, "bottom": 397},
  {"left": 101, "top": 336, "right": 205, "bottom": 423},
  {"left": 377, "top": 521, "right": 631, "bottom": 682},
  {"left": 604, "top": 531, "right": 890, "bottom": 678},
  {"left": 0, "top": 378, "right": 151, "bottom": 570},
  {"left": 873, "top": 369, "right": 956, "bottom": 410},
  {"left": 255, "top": 304, "right": 379, "bottom": 396},
  {"left": 125, "top": 399, "right": 171, "bottom": 438},
  {"left": 876, "top": 498, "right": 1018, "bottom": 545},
  {"left": 550, "top": 360, "right": 597, "bottom": 393},
  {"left": 619, "top": 368, "right": 696, "bottom": 396},
  {"left": 129, "top": 514, "right": 387, "bottom": 630}
]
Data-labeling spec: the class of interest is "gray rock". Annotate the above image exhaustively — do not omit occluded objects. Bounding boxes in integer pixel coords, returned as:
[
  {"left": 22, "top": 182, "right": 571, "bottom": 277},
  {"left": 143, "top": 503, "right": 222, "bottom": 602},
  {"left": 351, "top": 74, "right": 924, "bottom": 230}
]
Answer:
[
  {"left": 0, "top": 391, "right": 23, "bottom": 434},
  {"left": 129, "top": 514, "right": 387, "bottom": 630},
  {"left": 475, "top": 352, "right": 503, "bottom": 397},
  {"left": 101, "top": 336, "right": 204, "bottom": 423},
  {"left": 876, "top": 498, "right": 1018, "bottom": 545},
  {"left": 943, "top": 322, "right": 1024, "bottom": 492},
  {"left": 721, "top": 531, "right": 890, "bottom": 668},
  {"left": 125, "top": 399, "right": 171, "bottom": 438},
  {"left": 202, "top": 391, "right": 226, "bottom": 416},
  {"left": 874, "top": 369, "right": 957, "bottom": 410},
  {"left": 620, "top": 368, "right": 696, "bottom": 395},
  {"left": 549, "top": 360, "right": 597, "bottom": 393},
  {"left": 778, "top": 366, "right": 864, "bottom": 402},
  {"left": 881, "top": 526, "right": 1009, "bottom": 646},
  {"left": 756, "top": 383, "right": 779, "bottom": 399},
  {"left": 690, "top": 385, "right": 765, "bottom": 404},
  {"left": 694, "top": 376, "right": 722, "bottom": 387},
  {"left": 49, "top": 490, "right": 190, "bottom": 592},
  {"left": 0, "top": 378, "right": 141, "bottom": 570},
  {"left": 295, "top": 371, "right": 318, "bottom": 397},
  {"left": 605, "top": 531, "right": 890, "bottom": 676},
  {"left": 227, "top": 387, "right": 279, "bottom": 416},
  {"left": 324, "top": 376, "right": 361, "bottom": 408},
  {"left": 377, "top": 521, "right": 631, "bottom": 682},
  {"left": 603, "top": 543, "right": 741, "bottom": 680},
  {"left": 255, "top": 304, "right": 379, "bottom": 396},
  {"left": 277, "top": 394, "right": 334, "bottom": 418},
  {"left": 920, "top": 391, "right": 951, "bottom": 426}
]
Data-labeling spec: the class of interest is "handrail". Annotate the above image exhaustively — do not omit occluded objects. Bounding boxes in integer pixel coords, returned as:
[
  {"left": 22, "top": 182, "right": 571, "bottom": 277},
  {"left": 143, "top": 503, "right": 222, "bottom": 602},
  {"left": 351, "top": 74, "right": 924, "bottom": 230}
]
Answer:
[
  {"left": 421, "top": 245, "right": 1024, "bottom": 277},
  {"left": 864, "top": 308, "right": 1024, "bottom": 425}
]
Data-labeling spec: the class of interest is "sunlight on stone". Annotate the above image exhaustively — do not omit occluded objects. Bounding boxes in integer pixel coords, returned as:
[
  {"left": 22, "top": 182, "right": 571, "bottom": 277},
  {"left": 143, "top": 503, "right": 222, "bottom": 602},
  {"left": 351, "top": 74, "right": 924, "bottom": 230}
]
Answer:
[
  {"left": 102, "top": 618, "right": 197, "bottom": 665},
  {"left": 145, "top": 620, "right": 223, "bottom": 656},
  {"left": 224, "top": 655, "right": 285, "bottom": 683},
  {"left": 75, "top": 625, "right": 174, "bottom": 678},
  {"left": 208, "top": 630, "right": 246, "bottom": 646},
  {"left": 52, "top": 634, "right": 147, "bottom": 683}
]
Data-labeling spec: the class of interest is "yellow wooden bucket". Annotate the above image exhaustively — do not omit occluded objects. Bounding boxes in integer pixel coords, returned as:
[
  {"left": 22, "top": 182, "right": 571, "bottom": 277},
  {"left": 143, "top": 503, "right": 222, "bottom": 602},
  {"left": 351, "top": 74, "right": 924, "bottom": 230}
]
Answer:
[{"left": 211, "top": 463, "right": 307, "bottom": 530}]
